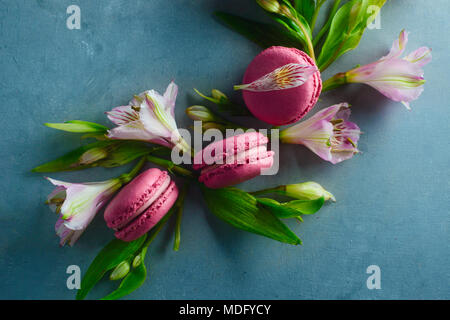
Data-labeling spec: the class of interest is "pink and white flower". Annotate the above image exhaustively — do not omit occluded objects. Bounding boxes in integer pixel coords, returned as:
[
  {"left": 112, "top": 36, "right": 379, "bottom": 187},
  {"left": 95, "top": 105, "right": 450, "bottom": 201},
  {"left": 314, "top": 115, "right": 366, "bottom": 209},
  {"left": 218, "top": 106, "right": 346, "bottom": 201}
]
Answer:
[
  {"left": 280, "top": 103, "right": 360, "bottom": 164},
  {"left": 46, "top": 177, "right": 122, "bottom": 246},
  {"left": 346, "top": 30, "right": 431, "bottom": 110},
  {"left": 106, "top": 81, "right": 190, "bottom": 152},
  {"left": 234, "top": 63, "right": 318, "bottom": 92}
]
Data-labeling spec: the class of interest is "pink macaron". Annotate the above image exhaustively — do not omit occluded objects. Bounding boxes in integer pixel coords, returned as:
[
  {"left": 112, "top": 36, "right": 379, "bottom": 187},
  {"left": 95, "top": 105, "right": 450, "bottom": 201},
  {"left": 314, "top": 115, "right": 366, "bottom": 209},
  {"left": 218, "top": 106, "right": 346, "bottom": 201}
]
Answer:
[
  {"left": 242, "top": 46, "right": 322, "bottom": 126},
  {"left": 193, "top": 132, "right": 274, "bottom": 189},
  {"left": 104, "top": 168, "right": 178, "bottom": 242}
]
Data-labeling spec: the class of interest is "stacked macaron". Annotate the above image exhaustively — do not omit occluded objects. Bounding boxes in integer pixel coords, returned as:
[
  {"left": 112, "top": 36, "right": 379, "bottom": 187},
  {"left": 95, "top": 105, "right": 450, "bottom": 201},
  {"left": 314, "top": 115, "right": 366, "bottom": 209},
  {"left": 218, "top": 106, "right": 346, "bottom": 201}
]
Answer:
[
  {"left": 242, "top": 46, "right": 321, "bottom": 125},
  {"left": 193, "top": 132, "right": 274, "bottom": 189},
  {"left": 104, "top": 168, "right": 178, "bottom": 242}
]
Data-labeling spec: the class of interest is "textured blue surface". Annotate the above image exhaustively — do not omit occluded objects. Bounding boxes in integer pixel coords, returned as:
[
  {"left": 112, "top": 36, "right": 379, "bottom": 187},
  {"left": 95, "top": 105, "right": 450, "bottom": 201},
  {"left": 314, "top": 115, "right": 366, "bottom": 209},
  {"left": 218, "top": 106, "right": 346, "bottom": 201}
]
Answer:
[{"left": 0, "top": 0, "right": 449, "bottom": 299}]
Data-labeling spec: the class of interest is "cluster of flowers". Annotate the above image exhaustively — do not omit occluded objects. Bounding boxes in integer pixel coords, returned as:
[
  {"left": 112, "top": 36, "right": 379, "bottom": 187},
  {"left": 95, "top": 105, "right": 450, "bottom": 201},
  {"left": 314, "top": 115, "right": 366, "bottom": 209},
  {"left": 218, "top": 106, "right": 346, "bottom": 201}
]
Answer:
[{"left": 45, "top": 29, "right": 430, "bottom": 247}]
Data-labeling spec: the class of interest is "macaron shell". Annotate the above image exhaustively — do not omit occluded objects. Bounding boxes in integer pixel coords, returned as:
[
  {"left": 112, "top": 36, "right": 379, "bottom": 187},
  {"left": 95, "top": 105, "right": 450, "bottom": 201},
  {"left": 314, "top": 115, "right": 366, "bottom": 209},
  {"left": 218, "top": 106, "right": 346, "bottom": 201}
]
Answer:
[
  {"left": 104, "top": 168, "right": 168, "bottom": 230},
  {"left": 242, "top": 46, "right": 321, "bottom": 125},
  {"left": 115, "top": 181, "right": 179, "bottom": 242},
  {"left": 200, "top": 151, "right": 274, "bottom": 189},
  {"left": 193, "top": 131, "right": 268, "bottom": 170}
]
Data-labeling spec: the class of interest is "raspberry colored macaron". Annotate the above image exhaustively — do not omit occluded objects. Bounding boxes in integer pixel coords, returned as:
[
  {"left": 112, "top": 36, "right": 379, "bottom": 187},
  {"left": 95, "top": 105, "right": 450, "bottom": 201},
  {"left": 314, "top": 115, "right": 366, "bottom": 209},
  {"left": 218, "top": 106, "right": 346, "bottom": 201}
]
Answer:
[
  {"left": 193, "top": 132, "right": 274, "bottom": 189},
  {"left": 104, "top": 168, "right": 178, "bottom": 242},
  {"left": 242, "top": 46, "right": 321, "bottom": 125}
]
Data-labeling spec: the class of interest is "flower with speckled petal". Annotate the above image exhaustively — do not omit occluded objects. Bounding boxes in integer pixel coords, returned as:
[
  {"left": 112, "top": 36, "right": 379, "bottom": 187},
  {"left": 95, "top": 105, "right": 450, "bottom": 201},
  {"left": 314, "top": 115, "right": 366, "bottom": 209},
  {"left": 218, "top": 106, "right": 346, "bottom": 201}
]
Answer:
[
  {"left": 280, "top": 103, "right": 360, "bottom": 164},
  {"left": 106, "top": 81, "right": 190, "bottom": 153},
  {"left": 46, "top": 177, "right": 122, "bottom": 246},
  {"left": 345, "top": 30, "right": 431, "bottom": 110}
]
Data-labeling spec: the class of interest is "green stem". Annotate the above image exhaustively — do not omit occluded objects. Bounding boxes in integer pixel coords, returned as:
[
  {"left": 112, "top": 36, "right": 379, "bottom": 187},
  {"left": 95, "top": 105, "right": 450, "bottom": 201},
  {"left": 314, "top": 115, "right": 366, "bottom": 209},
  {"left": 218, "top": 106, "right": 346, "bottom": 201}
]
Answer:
[
  {"left": 146, "top": 155, "right": 195, "bottom": 179},
  {"left": 310, "top": 0, "right": 327, "bottom": 33},
  {"left": 295, "top": 17, "right": 316, "bottom": 63},
  {"left": 321, "top": 72, "right": 348, "bottom": 92},
  {"left": 173, "top": 183, "right": 188, "bottom": 251},
  {"left": 250, "top": 185, "right": 285, "bottom": 197},
  {"left": 313, "top": 0, "right": 341, "bottom": 48},
  {"left": 280, "top": 6, "right": 316, "bottom": 63},
  {"left": 119, "top": 157, "right": 146, "bottom": 184},
  {"left": 140, "top": 182, "right": 189, "bottom": 250}
]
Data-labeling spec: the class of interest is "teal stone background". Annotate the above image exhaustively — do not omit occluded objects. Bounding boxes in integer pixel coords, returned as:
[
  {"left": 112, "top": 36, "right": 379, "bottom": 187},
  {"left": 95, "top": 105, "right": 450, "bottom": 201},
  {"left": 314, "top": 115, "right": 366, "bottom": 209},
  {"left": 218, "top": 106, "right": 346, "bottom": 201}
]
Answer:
[{"left": 0, "top": 0, "right": 448, "bottom": 299}]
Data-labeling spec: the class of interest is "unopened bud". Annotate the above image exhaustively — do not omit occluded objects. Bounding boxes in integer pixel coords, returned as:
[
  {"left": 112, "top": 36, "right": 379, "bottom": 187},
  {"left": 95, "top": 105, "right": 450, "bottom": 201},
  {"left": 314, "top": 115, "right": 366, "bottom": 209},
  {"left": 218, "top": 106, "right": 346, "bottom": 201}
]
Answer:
[
  {"left": 285, "top": 182, "right": 335, "bottom": 202},
  {"left": 110, "top": 261, "right": 130, "bottom": 280},
  {"left": 211, "top": 89, "right": 228, "bottom": 102},
  {"left": 186, "top": 105, "right": 218, "bottom": 122},
  {"left": 132, "top": 254, "right": 142, "bottom": 268},
  {"left": 256, "top": 0, "right": 280, "bottom": 13},
  {"left": 79, "top": 147, "right": 108, "bottom": 165}
]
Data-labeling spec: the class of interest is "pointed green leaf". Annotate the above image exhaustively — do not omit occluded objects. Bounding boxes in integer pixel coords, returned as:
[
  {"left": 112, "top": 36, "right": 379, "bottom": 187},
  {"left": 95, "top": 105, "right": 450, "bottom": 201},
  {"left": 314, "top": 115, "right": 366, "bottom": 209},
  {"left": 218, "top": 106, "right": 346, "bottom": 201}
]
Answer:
[
  {"left": 202, "top": 187, "right": 301, "bottom": 245},
  {"left": 283, "top": 197, "right": 325, "bottom": 215},
  {"left": 214, "top": 12, "right": 300, "bottom": 49},
  {"left": 256, "top": 198, "right": 304, "bottom": 218},
  {"left": 292, "top": 0, "right": 315, "bottom": 24},
  {"left": 32, "top": 141, "right": 151, "bottom": 172},
  {"left": 76, "top": 235, "right": 146, "bottom": 300},
  {"left": 317, "top": 0, "right": 387, "bottom": 70},
  {"left": 45, "top": 120, "right": 109, "bottom": 133},
  {"left": 257, "top": 197, "right": 324, "bottom": 218}
]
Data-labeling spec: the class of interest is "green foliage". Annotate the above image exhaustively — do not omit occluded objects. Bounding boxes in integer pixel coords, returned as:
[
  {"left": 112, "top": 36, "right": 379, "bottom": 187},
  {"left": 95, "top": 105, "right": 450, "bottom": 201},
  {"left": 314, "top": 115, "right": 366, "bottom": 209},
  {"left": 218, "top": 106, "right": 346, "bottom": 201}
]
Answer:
[
  {"left": 214, "top": 11, "right": 300, "bottom": 49},
  {"left": 257, "top": 197, "right": 325, "bottom": 218},
  {"left": 32, "top": 140, "right": 152, "bottom": 172},
  {"left": 317, "top": 0, "right": 386, "bottom": 70},
  {"left": 76, "top": 235, "right": 147, "bottom": 300},
  {"left": 45, "top": 120, "right": 108, "bottom": 133},
  {"left": 202, "top": 186, "right": 302, "bottom": 245},
  {"left": 291, "top": 0, "right": 316, "bottom": 24}
]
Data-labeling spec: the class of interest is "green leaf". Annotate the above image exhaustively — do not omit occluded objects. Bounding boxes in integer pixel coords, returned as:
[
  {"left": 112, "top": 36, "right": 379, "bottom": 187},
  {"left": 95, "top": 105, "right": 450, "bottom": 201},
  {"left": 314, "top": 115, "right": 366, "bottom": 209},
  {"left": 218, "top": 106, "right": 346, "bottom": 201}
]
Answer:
[
  {"left": 317, "top": 0, "right": 386, "bottom": 70},
  {"left": 257, "top": 197, "right": 324, "bottom": 218},
  {"left": 76, "top": 235, "right": 147, "bottom": 300},
  {"left": 278, "top": 1, "right": 312, "bottom": 41},
  {"left": 292, "top": 0, "right": 316, "bottom": 23},
  {"left": 32, "top": 140, "right": 151, "bottom": 172},
  {"left": 214, "top": 12, "right": 300, "bottom": 49},
  {"left": 101, "top": 254, "right": 147, "bottom": 300},
  {"left": 45, "top": 120, "right": 109, "bottom": 133},
  {"left": 283, "top": 197, "right": 325, "bottom": 215},
  {"left": 256, "top": 198, "right": 304, "bottom": 219},
  {"left": 201, "top": 187, "right": 301, "bottom": 245}
]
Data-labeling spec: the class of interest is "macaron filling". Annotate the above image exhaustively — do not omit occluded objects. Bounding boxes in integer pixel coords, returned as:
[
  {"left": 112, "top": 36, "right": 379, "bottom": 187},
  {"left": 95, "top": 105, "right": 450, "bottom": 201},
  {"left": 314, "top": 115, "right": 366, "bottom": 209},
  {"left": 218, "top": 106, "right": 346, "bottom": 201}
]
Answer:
[
  {"left": 200, "top": 145, "right": 269, "bottom": 176},
  {"left": 109, "top": 173, "right": 171, "bottom": 231},
  {"left": 199, "top": 148, "right": 274, "bottom": 183}
]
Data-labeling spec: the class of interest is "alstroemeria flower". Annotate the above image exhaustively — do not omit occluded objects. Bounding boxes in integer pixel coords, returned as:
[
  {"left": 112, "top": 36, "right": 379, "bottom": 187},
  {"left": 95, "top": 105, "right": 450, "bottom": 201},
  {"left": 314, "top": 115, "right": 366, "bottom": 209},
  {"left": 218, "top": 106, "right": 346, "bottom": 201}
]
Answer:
[
  {"left": 346, "top": 30, "right": 431, "bottom": 110},
  {"left": 46, "top": 177, "right": 122, "bottom": 246},
  {"left": 280, "top": 103, "right": 360, "bottom": 164},
  {"left": 106, "top": 81, "right": 190, "bottom": 152}
]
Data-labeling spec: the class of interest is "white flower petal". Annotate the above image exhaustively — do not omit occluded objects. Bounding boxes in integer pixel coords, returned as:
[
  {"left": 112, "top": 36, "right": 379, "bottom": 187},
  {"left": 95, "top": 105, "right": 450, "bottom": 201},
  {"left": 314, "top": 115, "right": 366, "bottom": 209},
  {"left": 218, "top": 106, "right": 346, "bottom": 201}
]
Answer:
[
  {"left": 163, "top": 81, "right": 178, "bottom": 116},
  {"left": 234, "top": 63, "right": 318, "bottom": 92}
]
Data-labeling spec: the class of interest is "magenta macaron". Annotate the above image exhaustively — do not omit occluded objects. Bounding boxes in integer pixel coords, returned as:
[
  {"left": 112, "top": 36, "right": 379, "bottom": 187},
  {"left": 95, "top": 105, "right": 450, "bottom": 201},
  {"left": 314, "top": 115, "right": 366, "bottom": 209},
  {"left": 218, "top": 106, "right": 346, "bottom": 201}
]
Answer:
[
  {"left": 193, "top": 132, "right": 274, "bottom": 189},
  {"left": 242, "top": 46, "right": 322, "bottom": 126},
  {"left": 104, "top": 168, "right": 178, "bottom": 242}
]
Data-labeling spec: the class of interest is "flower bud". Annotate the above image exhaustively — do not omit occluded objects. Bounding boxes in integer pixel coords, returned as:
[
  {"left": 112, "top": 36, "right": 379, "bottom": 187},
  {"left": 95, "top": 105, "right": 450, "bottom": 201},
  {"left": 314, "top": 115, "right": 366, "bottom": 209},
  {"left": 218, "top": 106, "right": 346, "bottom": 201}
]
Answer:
[
  {"left": 110, "top": 261, "right": 130, "bottom": 280},
  {"left": 186, "top": 105, "right": 218, "bottom": 122},
  {"left": 285, "top": 182, "right": 335, "bottom": 202},
  {"left": 201, "top": 122, "right": 227, "bottom": 132},
  {"left": 256, "top": 0, "right": 280, "bottom": 13},
  {"left": 211, "top": 89, "right": 228, "bottom": 103},
  {"left": 132, "top": 254, "right": 142, "bottom": 268},
  {"left": 79, "top": 147, "right": 108, "bottom": 165}
]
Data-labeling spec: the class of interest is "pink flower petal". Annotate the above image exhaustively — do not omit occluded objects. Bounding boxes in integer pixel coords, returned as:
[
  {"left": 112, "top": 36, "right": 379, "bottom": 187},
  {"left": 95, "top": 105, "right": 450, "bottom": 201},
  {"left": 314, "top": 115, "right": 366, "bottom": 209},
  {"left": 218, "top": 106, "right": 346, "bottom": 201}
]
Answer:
[
  {"left": 234, "top": 63, "right": 318, "bottom": 92},
  {"left": 404, "top": 47, "right": 432, "bottom": 68}
]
